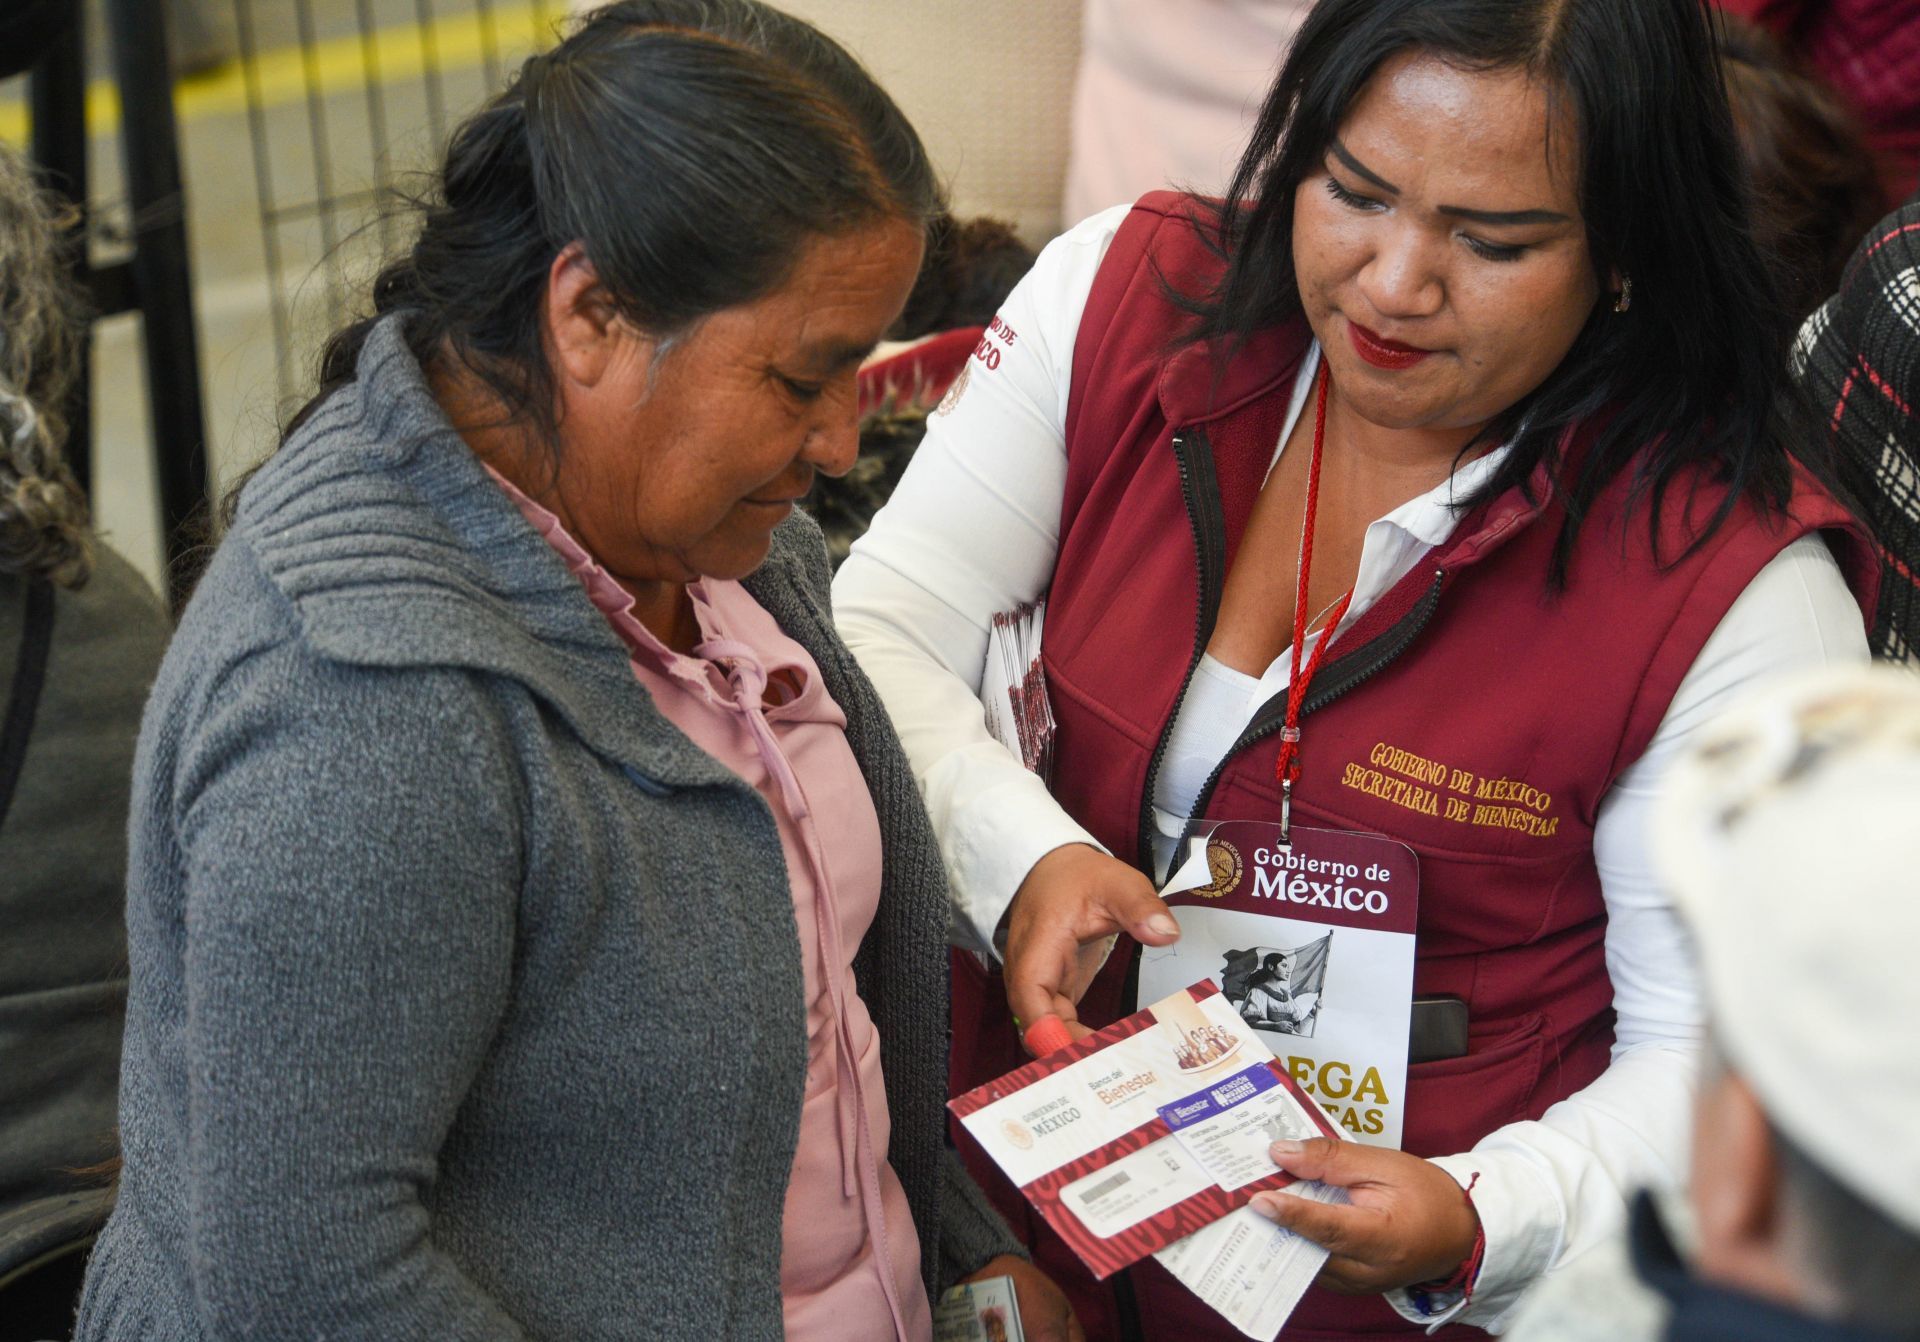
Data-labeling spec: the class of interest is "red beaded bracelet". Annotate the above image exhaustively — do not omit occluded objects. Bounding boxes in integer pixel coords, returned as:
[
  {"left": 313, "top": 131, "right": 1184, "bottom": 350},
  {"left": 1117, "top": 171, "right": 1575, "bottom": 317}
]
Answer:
[{"left": 1408, "top": 1172, "right": 1485, "bottom": 1314}]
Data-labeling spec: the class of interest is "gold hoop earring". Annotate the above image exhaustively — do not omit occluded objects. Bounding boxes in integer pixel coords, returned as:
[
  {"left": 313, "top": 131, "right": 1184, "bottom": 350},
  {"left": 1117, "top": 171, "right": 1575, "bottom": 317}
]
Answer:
[{"left": 1613, "top": 276, "right": 1632, "bottom": 314}]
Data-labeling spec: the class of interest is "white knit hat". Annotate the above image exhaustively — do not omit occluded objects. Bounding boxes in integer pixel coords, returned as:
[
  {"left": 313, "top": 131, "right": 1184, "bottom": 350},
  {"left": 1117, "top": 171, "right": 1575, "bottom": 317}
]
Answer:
[{"left": 1652, "top": 663, "right": 1920, "bottom": 1235}]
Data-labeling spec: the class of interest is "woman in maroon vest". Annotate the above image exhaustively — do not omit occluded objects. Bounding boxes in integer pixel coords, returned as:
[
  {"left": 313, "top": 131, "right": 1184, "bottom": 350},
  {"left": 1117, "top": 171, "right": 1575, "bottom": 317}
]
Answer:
[{"left": 835, "top": 0, "right": 1877, "bottom": 1337}]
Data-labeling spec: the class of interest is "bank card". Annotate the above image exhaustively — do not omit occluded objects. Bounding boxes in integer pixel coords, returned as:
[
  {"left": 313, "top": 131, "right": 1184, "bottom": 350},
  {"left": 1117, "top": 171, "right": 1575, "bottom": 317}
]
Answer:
[
  {"left": 950, "top": 982, "right": 1337, "bottom": 1279},
  {"left": 933, "top": 1274, "right": 1026, "bottom": 1342},
  {"left": 1159, "top": 1062, "right": 1323, "bottom": 1191}
]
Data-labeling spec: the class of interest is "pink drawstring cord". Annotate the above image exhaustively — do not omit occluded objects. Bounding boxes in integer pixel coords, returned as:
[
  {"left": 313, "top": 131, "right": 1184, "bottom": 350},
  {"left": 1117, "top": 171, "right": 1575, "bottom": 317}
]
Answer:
[{"left": 701, "top": 638, "right": 913, "bottom": 1342}]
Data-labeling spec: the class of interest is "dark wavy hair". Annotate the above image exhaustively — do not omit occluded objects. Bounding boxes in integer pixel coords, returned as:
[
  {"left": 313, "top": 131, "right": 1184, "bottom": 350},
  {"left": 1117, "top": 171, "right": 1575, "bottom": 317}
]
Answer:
[
  {"left": 1184, "top": 0, "right": 1827, "bottom": 579},
  {"left": 0, "top": 140, "right": 92, "bottom": 587},
  {"left": 1719, "top": 14, "right": 1884, "bottom": 325},
  {"left": 282, "top": 0, "right": 941, "bottom": 455}
]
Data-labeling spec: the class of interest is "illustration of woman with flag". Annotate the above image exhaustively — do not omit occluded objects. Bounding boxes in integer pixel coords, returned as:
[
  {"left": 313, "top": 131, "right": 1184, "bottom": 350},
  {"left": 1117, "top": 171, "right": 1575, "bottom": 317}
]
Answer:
[{"left": 1230, "top": 942, "right": 1327, "bottom": 1036}]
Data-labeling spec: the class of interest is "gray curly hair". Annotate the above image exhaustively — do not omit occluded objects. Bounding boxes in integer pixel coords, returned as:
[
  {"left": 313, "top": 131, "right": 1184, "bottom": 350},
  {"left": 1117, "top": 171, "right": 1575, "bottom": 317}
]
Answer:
[{"left": 0, "top": 139, "right": 91, "bottom": 587}]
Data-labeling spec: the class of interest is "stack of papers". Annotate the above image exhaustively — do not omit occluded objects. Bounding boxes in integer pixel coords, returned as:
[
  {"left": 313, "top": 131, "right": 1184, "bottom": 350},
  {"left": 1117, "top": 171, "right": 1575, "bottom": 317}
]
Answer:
[{"left": 981, "top": 600, "right": 1055, "bottom": 782}]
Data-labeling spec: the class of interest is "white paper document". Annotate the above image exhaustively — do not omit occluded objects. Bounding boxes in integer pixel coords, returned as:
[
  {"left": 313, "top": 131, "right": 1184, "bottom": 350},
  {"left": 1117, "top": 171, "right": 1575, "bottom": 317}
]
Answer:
[{"left": 1153, "top": 1188, "right": 1347, "bottom": 1338}]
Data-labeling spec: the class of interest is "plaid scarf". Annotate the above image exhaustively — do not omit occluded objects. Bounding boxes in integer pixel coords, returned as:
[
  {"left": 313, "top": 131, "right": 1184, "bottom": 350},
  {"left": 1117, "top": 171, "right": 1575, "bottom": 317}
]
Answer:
[{"left": 1794, "top": 197, "right": 1920, "bottom": 662}]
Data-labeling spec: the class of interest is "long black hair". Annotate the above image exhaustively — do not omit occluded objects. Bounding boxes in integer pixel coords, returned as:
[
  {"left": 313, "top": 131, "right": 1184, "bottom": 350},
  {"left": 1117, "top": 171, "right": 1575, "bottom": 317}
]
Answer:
[
  {"left": 285, "top": 0, "right": 941, "bottom": 452},
  {"left": 1187, "top": 0, "right": 1819, "bottom": 578}
]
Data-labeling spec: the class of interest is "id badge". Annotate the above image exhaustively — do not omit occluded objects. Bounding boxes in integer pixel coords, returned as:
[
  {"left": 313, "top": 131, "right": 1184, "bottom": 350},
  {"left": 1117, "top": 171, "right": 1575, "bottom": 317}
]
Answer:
[{"left": 1138, "top": 820, "right": 1419, "bottom": 1148}]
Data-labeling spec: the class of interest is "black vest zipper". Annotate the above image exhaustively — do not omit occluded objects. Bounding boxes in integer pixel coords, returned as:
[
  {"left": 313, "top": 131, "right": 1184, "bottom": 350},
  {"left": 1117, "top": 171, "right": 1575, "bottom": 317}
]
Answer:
[
  {"left": 1136, "top": 429, "right": 1230, "bottom": 874},
  {"left": 1143, "top": 428, "right": 1451, "bottom": 866}
]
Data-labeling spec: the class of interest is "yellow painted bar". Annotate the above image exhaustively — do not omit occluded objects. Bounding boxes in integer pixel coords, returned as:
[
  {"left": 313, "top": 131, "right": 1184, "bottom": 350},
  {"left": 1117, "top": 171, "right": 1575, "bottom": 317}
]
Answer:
[{"left": 0, "top": 2, "right": 567, "bottom": 145}]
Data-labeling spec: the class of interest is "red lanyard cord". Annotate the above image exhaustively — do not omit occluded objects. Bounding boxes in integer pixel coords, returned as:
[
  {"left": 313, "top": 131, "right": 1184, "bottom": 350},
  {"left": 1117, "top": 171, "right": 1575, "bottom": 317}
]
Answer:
[{"left": 1274, "top": 363, "right": 1354, "bottom": 838}]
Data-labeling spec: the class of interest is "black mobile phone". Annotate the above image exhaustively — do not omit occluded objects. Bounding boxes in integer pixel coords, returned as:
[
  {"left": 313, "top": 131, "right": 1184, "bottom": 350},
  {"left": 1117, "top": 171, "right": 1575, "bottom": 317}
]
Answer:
[{"left": 1408, "top": 995, "right": 1469, "bottom": 1064}]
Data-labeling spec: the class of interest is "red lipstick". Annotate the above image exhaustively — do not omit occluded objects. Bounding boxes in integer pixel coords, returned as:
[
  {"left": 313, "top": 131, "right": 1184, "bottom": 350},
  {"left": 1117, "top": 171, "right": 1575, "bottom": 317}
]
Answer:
[{"left": 1347, "top": 320, "right": 1433, "bottom": 370}]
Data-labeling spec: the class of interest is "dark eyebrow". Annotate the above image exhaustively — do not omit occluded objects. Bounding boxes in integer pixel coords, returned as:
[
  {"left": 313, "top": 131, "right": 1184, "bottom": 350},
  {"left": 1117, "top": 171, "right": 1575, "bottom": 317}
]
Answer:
[
  {"left": 1329, "top": 139, "right": 1398, "bottom": 194},
  {"left": 1328, "top": 138, "right": 1571, "bottom": 227},
  {"left": 1436, "top": 203, "right": 1570, "bottom": 226}
]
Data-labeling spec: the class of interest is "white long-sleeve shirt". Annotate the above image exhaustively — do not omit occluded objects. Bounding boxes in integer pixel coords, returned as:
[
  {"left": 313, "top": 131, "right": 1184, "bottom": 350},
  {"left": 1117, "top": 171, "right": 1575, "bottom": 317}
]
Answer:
[{"left": 832, "top": 205, "right": 1867, "bottom": 1331}]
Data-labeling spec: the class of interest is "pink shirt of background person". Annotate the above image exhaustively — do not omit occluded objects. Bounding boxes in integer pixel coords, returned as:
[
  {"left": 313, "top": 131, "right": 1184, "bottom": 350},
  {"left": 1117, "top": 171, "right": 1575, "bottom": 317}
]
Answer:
[
  {"left": 491, "top": 469, "right": 933, "bottom": 1342},
  {"left": 1064, "top": 0, "right": 1312, "bottom": 223}
]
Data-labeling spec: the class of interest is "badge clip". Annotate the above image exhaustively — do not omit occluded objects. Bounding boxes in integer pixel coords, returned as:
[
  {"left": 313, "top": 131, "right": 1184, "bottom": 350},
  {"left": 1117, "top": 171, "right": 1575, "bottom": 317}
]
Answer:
[{"left": 1277, "top": 725, "right": 1302, "bottom": 847}]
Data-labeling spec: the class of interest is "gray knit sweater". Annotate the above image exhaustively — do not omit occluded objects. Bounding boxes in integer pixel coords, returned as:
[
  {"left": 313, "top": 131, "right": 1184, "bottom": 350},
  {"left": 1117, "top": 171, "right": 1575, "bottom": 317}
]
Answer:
[
  {"left": 74, "top": 316, "right": 1020, "bottom": 1341},
  {"left": 0, "top": 549, "right": 169, "bottom": 1277}
]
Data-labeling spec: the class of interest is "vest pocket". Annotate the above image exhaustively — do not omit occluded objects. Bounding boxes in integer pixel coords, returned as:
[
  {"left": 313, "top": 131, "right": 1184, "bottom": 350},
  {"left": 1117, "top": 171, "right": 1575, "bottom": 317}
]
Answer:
[{"left": 1401, "top": 1010, "right": 1547, "bottom": 1158}]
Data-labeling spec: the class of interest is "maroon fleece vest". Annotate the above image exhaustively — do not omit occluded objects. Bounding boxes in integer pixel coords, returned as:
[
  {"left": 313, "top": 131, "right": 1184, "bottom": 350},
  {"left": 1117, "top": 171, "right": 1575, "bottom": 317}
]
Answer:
[{"left": 947, "top": 193, "right": 1877, "bottom": 1341}]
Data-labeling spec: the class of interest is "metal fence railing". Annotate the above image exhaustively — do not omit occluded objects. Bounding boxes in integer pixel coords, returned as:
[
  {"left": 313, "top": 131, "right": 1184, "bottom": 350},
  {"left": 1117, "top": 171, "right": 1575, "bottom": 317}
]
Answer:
[
  {"left": 232, "top": 0, "right": 566, "bottom": 406},
  {"left": 14, "top": 0, "right": 210, "bottom": 607}
]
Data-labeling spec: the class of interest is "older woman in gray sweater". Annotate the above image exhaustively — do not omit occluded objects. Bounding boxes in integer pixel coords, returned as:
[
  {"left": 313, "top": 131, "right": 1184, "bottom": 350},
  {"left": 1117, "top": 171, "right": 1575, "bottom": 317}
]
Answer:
[{"left": 74, "top": 4, "right": 1074, "bottom": 1339}]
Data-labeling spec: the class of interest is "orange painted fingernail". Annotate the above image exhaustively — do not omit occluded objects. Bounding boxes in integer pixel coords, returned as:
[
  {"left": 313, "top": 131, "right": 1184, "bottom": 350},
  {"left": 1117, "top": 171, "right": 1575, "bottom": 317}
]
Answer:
[{"left": 1023, "top": 1016, "right": 1075, "bottom": 1057}]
